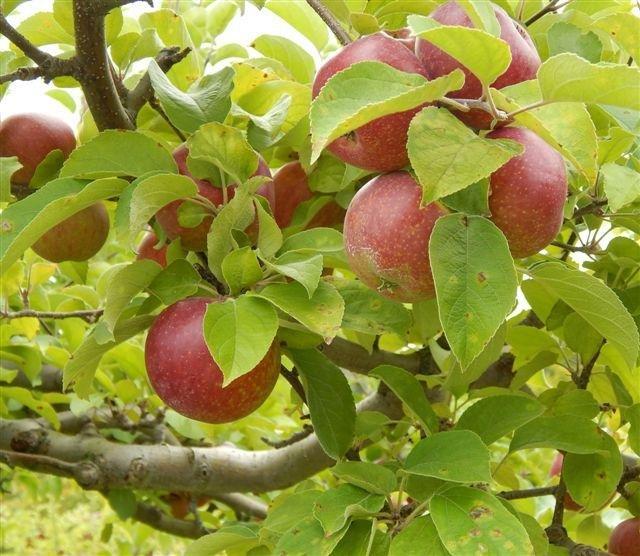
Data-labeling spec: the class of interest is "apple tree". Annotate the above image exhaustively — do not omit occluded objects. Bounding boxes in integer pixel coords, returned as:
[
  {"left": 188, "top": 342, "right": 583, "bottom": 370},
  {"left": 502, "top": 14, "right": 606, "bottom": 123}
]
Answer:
[{"left": 1, "top": 0, "right": 639, "bottom": 554}]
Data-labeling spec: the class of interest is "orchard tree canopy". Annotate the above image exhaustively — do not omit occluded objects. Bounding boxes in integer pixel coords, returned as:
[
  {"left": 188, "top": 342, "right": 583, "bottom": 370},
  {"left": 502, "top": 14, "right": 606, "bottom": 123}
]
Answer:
[{"left": 1, "top": 0, "right": 640, "bottom": 554}]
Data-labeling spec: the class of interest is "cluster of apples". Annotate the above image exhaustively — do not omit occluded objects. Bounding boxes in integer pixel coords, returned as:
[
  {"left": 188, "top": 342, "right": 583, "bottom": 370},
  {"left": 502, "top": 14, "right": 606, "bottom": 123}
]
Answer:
[{"left": 326, "top": 0, "right": 568, "bottom": 303}]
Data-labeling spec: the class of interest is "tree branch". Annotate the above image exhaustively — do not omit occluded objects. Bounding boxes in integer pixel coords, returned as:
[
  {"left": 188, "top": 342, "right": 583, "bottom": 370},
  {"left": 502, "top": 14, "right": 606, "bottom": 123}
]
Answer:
[
  {"left": 133, "top": 500, "right": 211, "bottom": 539},
  {"left": 499, "top": 486, "right": 557, "bottom": 500},
  {"left": 1, "top": 308, "right": 104, "bottom": 324},
  {"left": 305, "top": 0, "right": 352, "bottom": 46},
  {"left": 212, "top": 493, "right": 268, "bottom": 519},
  {"left": 574, "top": 341, "right": 604, "bottom": 390},
  {"left": 525, "top": 0, "right": 574, "bottom": 26}
]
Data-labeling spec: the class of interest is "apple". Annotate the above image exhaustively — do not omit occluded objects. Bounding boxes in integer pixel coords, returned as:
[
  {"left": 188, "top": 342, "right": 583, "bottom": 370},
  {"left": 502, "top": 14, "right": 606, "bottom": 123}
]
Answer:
[
  {"left": 312, "top": 33, "right": 429, "bottom": 172},
  {"left": 31, "top": 203, "right": 110, "bottom": 263},
  {"left": 0, "top": 113, "right": 76, "bottom": 185},
  {"left": 609, "top": 517, "right": 640, "bottom": 556},
  {"left": 144, "top": 297, "right": 281, "bottom": 423},
  {"left": 416, "top": 1, "right": 541, "bottom": 129},
  {"left": 487, "top": 127, "right": 567, "bottom": 258},
  {"left": 343, "top": 171, "right": 448, "bottom": 302},
  {"left": 386, "top": 28, "right": 416, "bottom": 51},
  {"left": 272, "top": 161, "right": 345, "bottom": 228},
  {"left": 136, "top": 232, "right": 168, "bottom": 267},
  {"left": 155, "top": 145, "right": 274, "bottom": 251}
]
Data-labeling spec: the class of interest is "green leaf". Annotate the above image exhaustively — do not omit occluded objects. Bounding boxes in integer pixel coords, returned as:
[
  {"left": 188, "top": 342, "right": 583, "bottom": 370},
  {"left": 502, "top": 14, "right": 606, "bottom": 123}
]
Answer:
[
  {"left": 600, "top": 162, "right": 640, "bottom": 212},
  {"left": 46, "top": 89, "right": 76, "bottom": 112},
  {"left": 0, "top": 177, "right": 127, "bottom": 273},
  {"left": 528, "top": 262, "right": 639, "bottom": 370},
  {"left": 310, "top": 62, "right": 464, "bottom": 162},
  {"left": 509, "top": 415, "right": 607, "bottom": 454},
  {"left": 63, "top": 315, "right": 155, "bottom": 398},
  {"left": 0, "top": 387, "right": 59, "bottom": 429},
  {"left": 455, "top": 395, "right": 545, "bottom": 445},
  {"left": 265, "top": 0, "right": 329, "bottom": 51},
  {"left": 408, "top": 107, "right": 522, "bottom": 204},
  {"left": 149, "top": 63, "right": 234, "bottom": 134},
  {"left": 107, "top": 490, "right": 137, "bottom": 520},
  {"left": 332, "top": 278, "right": 412, "bottom": 337},
  {"left": 458, "top": 0, "right": 500, "bottom": 35},
  {"left": 332, "top": 461, "right": 397, "bottom": 495},
  {"left": 409, "top": 15, "right": 511, "bottom": 85},
  {"left": 264, "top": 252, "right": 322, "bottom": 297},
  {"left": 538, "top": 53, "right": 640, "bottom": 110},
  {"left": 429, "top": 214, "right": 518, "bottom": 369},
  {"left": 60, "top": 130, "right": 177, "bottom": 178},
  {"left": 203, "top": 296, "right": 278, "bottom": 385},
  {"left": 389, "top": 516, "right": 448, "bottom": 556},
  {"left": 255, "top": 280, "right": 344, "bottom": 340},
  {"left": 593, "top": 13, "right": 640, "bottom": 63},
  {"left": 187, "top": 122, "right": 259, "bottom": 185},
  {"left": 332, "top": 520, "right": 389, "bottom": 556},
  {"left": 128, "top": 173, "right": 198, "bottom": 243},
  {"left": 261, "top": 490, "right": 320, "bottom": 546},
  {"left": 547, "top": 21, "right": 602, "bottom": 63},
  {"left": 288, "top": 348, "right": 356, "bottom": 459},
  {"left": 103, "top": 260, "right": 163, "bottom": 336},
  {"left": 30, "top": 149, "right": 65, "bottom": 189},
  {"left": 15, "top": 12, "right": 73, "bottom": 46},
  {"left": 404, "top": 430, "right": 492, "bottom": 483},
  {"left": 370, "top": 365, "right": 439, "bottom": 434},
  {"left": 147, "top": 259, "right": 201, "bottom": 305},
  {"left": 544, "top": 389, "right": 600, "bottom": 419},
  {"left": 222, "top": 247, "right": 263, "bottom": 295},
  {"left": 517, "top": 512, "right": 549, "bottom": 556},
  {"left": 313, "top": 484, "right": 384, "bottom": 535},
  {"left": 430, "top": 486, "right": 534, "bottom": 556},
  {"left": 564, "top": 431, "right": 623, "bottom": 511},
  {"left": 0, "top": 156, "right": 21, "bottom": 202},
  {"left": 442, "top": 179, "right": 490, "bottom": 216},
  {"left": 255, "top": 198, "right": 283, "bottom": 258},
  {"left": 253, "top": 34, "right": 315, "bottom": 84},
  {"left": 280, "top": 227, "right": 345, "bottom": 255},
  {"left": 186, "top": 523, "right": 260, "bottom": 556}
]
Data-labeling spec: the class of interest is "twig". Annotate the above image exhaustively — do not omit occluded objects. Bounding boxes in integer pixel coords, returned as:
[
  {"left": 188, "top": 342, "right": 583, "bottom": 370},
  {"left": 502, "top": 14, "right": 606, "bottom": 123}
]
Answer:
[
  {"left": 305, "top": 0, "right": 351, "bottom": 46},
  {"left": 262, "top": 424, "right": 314, "bottom": 449},
  {"left": 572, "top": 199, "right": 607, "bottom": 220},
  {"left": 280, "top": 366, "right": 307, "bottom": 405},
  {"left": 499, "top": 486, "right": 557, "bottom": 500},
  {"left": 0, "top": 66, "right": 46, "bottom": 84},
  {"left": 574, "top": 341, "right": 604, "bottom": 390},
  {"left": 550, "top": 241, "right": 602, "bottom": 255},
  {"left": 0, "top": 308, "right": 104, "bottom": 324},
  {"left": 550, "top": 477, "right": 567, "bottom": 528},
  {"left": 525, "top": 0, "right": 573, "bottom": 26},
  {"left": 439, "top": 96, "right": 509, "bottom": 121},
  {"left": 133, "top": 500, "right": 211, "bottom": 539}
]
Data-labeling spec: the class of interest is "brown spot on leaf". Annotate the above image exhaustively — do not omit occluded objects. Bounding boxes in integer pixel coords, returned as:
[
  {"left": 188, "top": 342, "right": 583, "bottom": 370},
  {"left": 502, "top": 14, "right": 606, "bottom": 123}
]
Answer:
[{"left": 477, "top": 272, "right": 487, "bottom": 283}]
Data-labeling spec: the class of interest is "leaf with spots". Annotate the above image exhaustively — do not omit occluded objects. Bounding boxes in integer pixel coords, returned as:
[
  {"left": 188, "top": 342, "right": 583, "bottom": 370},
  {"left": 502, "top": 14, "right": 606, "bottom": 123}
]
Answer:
[
  {"left": 404, "top": 430, "right": 492, "bottom": 483},
  {"left": 429, "top": 214, "right": 517, "bottom": 370},
  {"left": 332, "top": 461, "right": 398, "bottom": 495},
  {"left": 430, "top": 486, "right": 535, "bottom": 556}
]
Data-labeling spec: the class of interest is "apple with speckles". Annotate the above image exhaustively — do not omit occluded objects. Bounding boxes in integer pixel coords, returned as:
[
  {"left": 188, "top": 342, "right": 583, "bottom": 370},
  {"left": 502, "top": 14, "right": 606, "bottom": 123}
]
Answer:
[
  {"left": 155, "top": 145, "right": 274, "bottom": 251},
  {"left": 487, "top": 126, "right": 567, "bottom": 258},
  {"left": 609, "top": 517, "right": 640, "bottom": 556},
  {"left": 312, "top": 33, "right": 429, "bottom": 173},
  {"left": 416, "top": 0, "right": 541, "bottom": 129},
  {"left": 0, "top": 113, "right": 76, "bottom": 185},
  {"left": 273, "top": 161, "right": 345, "bottom": 229},
  {"left": 343, "top": 171, "right": 448, "bottom": 302},
  {"left": 145, "top": 297, "right": 281, "bottom": 424},
  {"left": 32, "top": 203, "right": 110, "bottom": 263},
  {"left": 136, "top": 231, "right": 168, "bottom": 267}
]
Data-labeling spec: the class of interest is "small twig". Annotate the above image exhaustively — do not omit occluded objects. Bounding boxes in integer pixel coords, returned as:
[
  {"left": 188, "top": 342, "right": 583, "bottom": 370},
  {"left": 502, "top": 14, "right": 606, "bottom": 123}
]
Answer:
[
  {"left": 280, "top": 366, "right": 307, "bottom": 405},
  {"left": 551, "top": 241, "right": 602, "bottom": 255},
  {"left": 0, "top": 308, "right": 104, "bottom": 324},
  {"left": 305, "top": 0, "right": 351, "bottom": 46},
  {"left": 0, "top": 66, "right": 46, "bottom": 84},
  {"left": 574, "top": 341, "right": 604, "bottom": 390},
  {"left": 551, "top": 477, "right": 567, "bottom": 527},
  {"left": 499, "top": 486, "right": 557, "bottom": 500},
  {"left": 572, "top": 199, "right": 608, "bottom": 220},
  {"left": 439, "top": 96, "right": 509, "bottom": 121},
  {"left": 525, "top": 0, "right": 573, "bottom": 26}
]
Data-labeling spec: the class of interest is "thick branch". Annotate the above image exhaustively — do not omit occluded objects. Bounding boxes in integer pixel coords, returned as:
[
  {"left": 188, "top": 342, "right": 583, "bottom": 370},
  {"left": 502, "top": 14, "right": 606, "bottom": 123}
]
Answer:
[
  {"left": 1, "top": 308, "right": 104, "bottom": 324},
  {"left": 305, "top": 0, "right": 351, "bottom": 46},
  {"left": 72, "top": 0, "right": 133, "bottom": 130},
  {"left": 212, "top": 493, "right": 268, "bottom": 519},
  {"left": 0, "top": 389, "right": 402, "bottom": 496}
]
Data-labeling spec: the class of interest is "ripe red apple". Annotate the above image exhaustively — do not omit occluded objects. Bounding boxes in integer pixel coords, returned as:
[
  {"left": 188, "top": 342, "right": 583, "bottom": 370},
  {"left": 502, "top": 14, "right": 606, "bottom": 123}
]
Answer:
[
  {"left": 273, "top": 161, "right": 345, "bottom": 228},
  {"left": 609, "top": 517, "right": 640, "bottom": 556},
  {"left": 145, "top": 297, "right": 281, "bottom": 423},
  {"left": 487, "top": 127, "right": 567, "bottom": 258},
  {"left": 343, "top": 171, "right": 448, "bottom": 302},
  {"left": 386, "top": 28, "right": 416, "bottom": 51},
  {"left": 136, "top": 232, "right": 168, "bottom": 267},
  {"left": 549, "top": 453, "right": 583, "bottom": 512},
  {"left": 416, "top": 1, "right": 541, "bottom": 129},
  {"left": 31, "top": 203, "right": 110, "bottom": 263},
  {"left": 312, "top": 33, "right": 429, "bottom": 173},
  {"left": 0, "top": 113, "right": 76, "bottom": 185},
  {"left": 155, "top": 145, "right": 274, "bottom": 251}
]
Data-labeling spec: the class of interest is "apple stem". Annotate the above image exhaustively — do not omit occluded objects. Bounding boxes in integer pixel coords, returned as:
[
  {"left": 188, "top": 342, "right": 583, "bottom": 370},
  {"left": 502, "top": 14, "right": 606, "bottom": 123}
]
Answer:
[{"left": 305, "top": 0, "right": 352, "bottom": 46}]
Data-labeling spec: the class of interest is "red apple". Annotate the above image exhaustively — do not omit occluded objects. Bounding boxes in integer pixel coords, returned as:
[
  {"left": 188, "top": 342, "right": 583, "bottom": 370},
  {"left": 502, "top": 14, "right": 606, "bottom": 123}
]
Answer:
[
  {"left": 162, "top": 492, "right": 211, "bottom": 519},
  {"left": 609, "top": 517, "right": 640, "bottom": 556},
  {"left": 145, "top": 297, "right": 281, "bottom": 424},
  {"left": 312, "top": 33, "right": 429, "bottom": 172},
  {"left": 31, "top": 203, "right": 110, "bottom": 263},
  {"left": 487, "top": 127, "right": 567, "bottom": 258},
  {"left": 136, "top": 232, "right": 168, "bottom": 267},
  {"left": 386, "top": 28, "right": 416, "bottom": 51},
  {"left": 0, "top": 113, "right": 76, "bottom": 185},
  {"left": 416, "top": 1, "right": 541, "bottom": 129},
  {"left": 343, "top": 171, "right": 448, "bottom": 302},
  {"left": 549, "top": 453, "right": 583, "bottom": 512},
  {"left": 155, "top": 145, "right": 274, "bottom": 251},
  {"left": 273, "top": 161, "right": 345, "bottom": 229}
]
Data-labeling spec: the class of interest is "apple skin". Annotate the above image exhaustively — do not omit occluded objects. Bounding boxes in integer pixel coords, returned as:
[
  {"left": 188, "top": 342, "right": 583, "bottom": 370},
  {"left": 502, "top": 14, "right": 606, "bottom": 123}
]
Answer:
[
  {"left": 145, "top": 297, "right": 281, "bottom": 424},
  {"left": 312, "top": 33, "right": 429, "bottom": 173},
  {"left": 273, "top": 161, "right": 345, "bottom": 228},
  {"left": 155, "top": 145, "right": 274, "bottom": 251},
  {"left": 487, "top": 127, "right": 567, "bottom": 258},
  {"left": 386, "top": 28, "right": 416, "bottom": 51},
  {"left": 609, "top": 517, "right": 640, "bottom": 556},
  {"left": 0, "top": 113, "right": 76, "bottom": 185},
  {"left": 136, "top": 232, "right": 168, "bottom": 268},
  {"left": 343, "top": 171, "right": 448, "bottom": 303},
  {"left": 416, "top": 1, "right": 541, "bottom": 129},
  {"left": 31, "top": 203, "right": 110, "bottom": 263}
]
